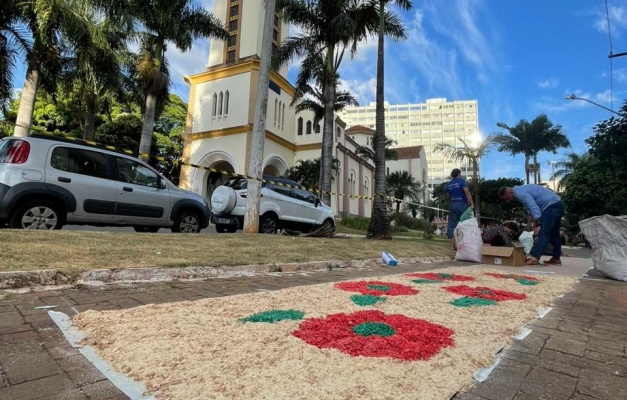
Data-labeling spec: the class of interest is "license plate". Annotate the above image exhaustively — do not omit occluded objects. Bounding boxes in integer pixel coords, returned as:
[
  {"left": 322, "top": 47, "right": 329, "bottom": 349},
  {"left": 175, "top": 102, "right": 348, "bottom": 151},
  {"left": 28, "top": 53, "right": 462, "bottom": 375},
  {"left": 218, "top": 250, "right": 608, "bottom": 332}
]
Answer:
[{"left": 218, "top": 218, "right": 231, "bottom": 224}]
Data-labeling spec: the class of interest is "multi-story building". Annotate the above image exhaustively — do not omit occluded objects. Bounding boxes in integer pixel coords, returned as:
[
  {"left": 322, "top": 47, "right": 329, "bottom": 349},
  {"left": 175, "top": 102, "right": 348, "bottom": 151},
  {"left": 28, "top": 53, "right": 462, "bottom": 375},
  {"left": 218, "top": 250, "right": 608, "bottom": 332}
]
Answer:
[{"left": 340, "top": 98, "right": 480, "bottom": 190}]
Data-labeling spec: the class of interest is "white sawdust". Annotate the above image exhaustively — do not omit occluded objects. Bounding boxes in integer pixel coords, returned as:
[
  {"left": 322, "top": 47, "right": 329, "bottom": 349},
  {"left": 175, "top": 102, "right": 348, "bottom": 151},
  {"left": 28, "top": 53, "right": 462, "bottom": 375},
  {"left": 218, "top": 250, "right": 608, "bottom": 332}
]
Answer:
[{"left": 72, "top": 266, "right": 576, "bottom": 400}]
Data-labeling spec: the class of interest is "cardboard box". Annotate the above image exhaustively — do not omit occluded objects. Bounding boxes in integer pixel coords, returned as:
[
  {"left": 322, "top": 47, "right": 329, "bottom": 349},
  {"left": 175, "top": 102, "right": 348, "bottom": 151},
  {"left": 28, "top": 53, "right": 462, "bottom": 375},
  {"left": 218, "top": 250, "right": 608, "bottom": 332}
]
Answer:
[{"left": 481, "top": 245, "right": 526, "bottom": 267}]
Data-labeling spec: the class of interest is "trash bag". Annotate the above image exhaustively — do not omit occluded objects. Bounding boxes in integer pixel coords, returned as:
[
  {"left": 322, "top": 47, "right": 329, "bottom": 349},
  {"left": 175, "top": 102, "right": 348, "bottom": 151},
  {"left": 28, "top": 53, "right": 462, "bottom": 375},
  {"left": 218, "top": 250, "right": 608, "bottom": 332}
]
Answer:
[
  {"left": 454, "top": 217, "right": 483, "bottom": 263},
  {"left": 459, "top": 207, "right": 474, "bottom": 222},
  {"left": 579, "top": 215, "right": 627, "bottom": 282},
  {"left": 518, "top": 231, "right": 534, "bottom": 255}
]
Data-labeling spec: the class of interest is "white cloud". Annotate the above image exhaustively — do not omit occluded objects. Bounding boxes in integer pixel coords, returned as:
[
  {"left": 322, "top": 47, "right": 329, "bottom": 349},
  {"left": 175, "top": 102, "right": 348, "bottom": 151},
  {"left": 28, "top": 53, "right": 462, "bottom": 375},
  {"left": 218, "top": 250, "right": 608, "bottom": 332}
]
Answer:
[
  {"left": 167, "top": 38, "right": 211, "bottom": 101},
  {"left": 593, "top": 2, "right": 627, "bottom": 35},
  {"left": 536, "top": 78, "right": 560, "bottom": 89},
  {"left": 613, "top": 68, "right": 627, "bottom": 82},
  {"left": 338, "top": 78, "right": 376, "bottom": 106}
]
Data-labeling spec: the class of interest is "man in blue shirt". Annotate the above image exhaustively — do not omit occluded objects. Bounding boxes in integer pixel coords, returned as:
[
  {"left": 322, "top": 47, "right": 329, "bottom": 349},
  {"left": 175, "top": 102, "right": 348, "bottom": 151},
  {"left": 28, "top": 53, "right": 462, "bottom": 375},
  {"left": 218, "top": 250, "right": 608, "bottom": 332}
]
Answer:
[{"left": 499, "top": 185, "right": 565, "bottom": 266}]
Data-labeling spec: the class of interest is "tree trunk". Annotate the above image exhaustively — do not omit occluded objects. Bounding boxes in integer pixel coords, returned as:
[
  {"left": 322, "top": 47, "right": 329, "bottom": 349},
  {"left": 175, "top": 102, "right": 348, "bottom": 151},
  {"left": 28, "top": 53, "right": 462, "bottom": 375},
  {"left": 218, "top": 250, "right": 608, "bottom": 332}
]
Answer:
[
  {"left": 320, "top": 46, "right": 336, "bottom": 206},
  {"left": 534, "top": 155, "right": 541, "bottom": 184},
  {"left": 83, "top": 92, "right": 97, "bottom": 140},
  {"left": 367, "top": 1, "right": 392, "bottom": 240},
  {"left": 14, "top": 55, "right": 40, "bottom": 137},
  {"left": 243, "top": 0, "right": 275, "bottom": 234},
  {"left": 139, "top": 90, "right": 157, "bottom": 160},
  {"left": 472, "top": 160, "right": 481, "bottom": 222}
]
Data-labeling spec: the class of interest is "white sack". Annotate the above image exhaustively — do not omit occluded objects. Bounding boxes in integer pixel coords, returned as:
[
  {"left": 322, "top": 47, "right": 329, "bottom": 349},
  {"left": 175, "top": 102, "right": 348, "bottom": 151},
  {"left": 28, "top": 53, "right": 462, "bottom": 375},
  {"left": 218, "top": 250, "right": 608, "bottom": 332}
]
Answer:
[
  {"left": 518, "top": 231, "right": 534, "bottom": 255},
  {"left": 454, "top": 217, "right": 483, "bottom": 263},
  {"left": 579, "top": 214, "right": 627, "bottom": 282}
]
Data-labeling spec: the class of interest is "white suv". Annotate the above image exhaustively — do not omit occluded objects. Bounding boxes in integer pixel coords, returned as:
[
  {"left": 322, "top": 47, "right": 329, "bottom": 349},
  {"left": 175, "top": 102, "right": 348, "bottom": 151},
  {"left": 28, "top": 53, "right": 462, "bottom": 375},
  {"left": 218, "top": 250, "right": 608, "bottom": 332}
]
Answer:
[
  {"left": 210, "top": 177, "right": 335, "bottom": 234},
  {"left": 0, "top": 135, "right": 210, "bottom": 232}
]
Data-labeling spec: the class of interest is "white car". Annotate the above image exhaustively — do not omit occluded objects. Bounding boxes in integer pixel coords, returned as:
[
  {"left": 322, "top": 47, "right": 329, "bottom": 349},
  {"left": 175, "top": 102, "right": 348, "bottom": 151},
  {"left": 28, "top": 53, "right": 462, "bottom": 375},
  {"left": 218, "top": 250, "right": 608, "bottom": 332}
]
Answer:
[{"left": 210, "top": 177, "right": 335, "bottom": 234}]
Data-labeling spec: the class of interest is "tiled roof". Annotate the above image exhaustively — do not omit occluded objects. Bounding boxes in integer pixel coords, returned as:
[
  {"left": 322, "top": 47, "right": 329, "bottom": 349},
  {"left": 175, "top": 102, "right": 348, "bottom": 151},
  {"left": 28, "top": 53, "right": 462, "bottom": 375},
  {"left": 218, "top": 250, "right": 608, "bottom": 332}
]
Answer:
[
  {"left": 394, "top": 146, "right": 424, "bottom": 159},
  {"left": 345, "top": 125, "right": 374, "bottom": 135}
]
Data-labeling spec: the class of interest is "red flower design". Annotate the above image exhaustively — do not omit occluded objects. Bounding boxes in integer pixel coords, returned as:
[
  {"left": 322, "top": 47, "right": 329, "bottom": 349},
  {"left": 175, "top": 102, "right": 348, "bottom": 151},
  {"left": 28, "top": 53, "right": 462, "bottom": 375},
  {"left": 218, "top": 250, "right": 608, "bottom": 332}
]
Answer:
[
  {"left": 292, "top": 310, "right": 454, "bottom": 360},
  {"left": 405, "top": 272, "right": 475, "bottom": 282},
  {"left": 484, "top": 272, "right": 540, "bottom": 282},
  {"left": 443, "top": 285, "right": 527, "bottom": 301},
  {"left": 335, "top": 281, "right": 419, "bottom": 297}
]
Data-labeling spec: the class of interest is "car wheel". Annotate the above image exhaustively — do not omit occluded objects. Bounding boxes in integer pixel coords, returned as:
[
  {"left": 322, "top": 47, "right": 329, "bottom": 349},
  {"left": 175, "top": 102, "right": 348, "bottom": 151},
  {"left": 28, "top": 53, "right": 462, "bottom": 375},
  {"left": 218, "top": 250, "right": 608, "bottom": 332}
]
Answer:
[
  {"left": 10, "top": 200, "right": 64, "bottom": 230},
  {"left": 321, "top": 219, "right": 336, "bottom": 234},
  {"left": 211, "top": 186, "right": 237, "bottom": 213},
  {"left": 259, "top": 214, "right": 279, "bottom": 234},
  {"left": 133, "top": 226, "right": 160, "bottom": 233},
  {"left": 172, "top": 210, "right": 201, "bottom": 233}
]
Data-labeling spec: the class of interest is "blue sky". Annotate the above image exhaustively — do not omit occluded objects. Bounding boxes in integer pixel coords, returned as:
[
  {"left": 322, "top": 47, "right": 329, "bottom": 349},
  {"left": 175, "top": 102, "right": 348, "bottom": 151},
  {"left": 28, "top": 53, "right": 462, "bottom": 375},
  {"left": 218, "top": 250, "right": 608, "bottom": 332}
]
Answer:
[{"left": 10, "top": 0, "right": 627, "bottom": 182}]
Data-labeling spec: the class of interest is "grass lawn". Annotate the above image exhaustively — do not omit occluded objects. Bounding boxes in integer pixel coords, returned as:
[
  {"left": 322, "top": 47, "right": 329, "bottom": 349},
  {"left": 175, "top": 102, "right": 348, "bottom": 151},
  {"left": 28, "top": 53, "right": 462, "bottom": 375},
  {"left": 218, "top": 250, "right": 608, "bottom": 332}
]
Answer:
[{"left": 0, "top": 229, "right": 453, "bottom": 278}]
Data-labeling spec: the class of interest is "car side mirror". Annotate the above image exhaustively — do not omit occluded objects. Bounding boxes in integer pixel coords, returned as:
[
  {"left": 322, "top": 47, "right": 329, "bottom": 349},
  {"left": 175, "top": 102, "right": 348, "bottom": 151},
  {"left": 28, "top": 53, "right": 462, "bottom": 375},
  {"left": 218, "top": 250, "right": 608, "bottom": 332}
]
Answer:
[{"left": 157, "top": 178, "right": 167, "bottom": 189}]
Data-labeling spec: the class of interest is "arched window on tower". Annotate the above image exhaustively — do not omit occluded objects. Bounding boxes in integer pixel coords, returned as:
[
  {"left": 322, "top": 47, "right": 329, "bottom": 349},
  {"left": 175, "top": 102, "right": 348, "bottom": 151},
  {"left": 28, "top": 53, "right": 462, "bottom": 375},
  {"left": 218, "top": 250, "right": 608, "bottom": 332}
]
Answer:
[
  {"left": 314, "top": 122, "right": 320, "bottom": 133},
  {"left": 218, "top": 92, "right": 223, "bottom": 115},
  {"left": 282, "top": 104, "right": 286, "bottom": 129},
  {"left": 306, "top": 121, "right": 312, "bottom": 135},
  {"left": 224, "top": 91, "right": 229, "bottom": 115},
  {"left": 274, "top": 99, "right": 277, "bottom": 126},
  {"left": 336, "top": 127, "right": 341, "bottom": 140},
  {"left": 212, "top": 93, "right": 217, "bottom": 117},
  {"left": 278, "top": 101, "right": 282, "bottom": 129},
  {"left": 297, "top": 117, "right": 303, "bottom": 135}
]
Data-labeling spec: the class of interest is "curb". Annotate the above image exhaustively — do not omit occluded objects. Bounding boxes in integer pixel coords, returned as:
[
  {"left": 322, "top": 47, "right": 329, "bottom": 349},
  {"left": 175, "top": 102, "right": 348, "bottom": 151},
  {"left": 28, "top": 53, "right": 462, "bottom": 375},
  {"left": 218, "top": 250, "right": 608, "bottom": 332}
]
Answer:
[{"left": 1, "top": 256, "right": 454, "bottom": 289}]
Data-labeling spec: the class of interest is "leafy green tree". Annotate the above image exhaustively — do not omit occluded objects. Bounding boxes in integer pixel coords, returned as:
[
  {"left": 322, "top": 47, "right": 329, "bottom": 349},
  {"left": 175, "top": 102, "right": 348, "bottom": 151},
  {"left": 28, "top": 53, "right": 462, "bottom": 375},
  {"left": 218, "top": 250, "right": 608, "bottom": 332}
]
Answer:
[
  {"left": 285, "top": 157, "right": 340, "bottom": 192},
  {"left": 4, "top": 91, "right": 82, "bottom": 135},
  {"left": 549, "top": 152, "right": 586, "bottom": 191},
  {"left": 102, "top": 0, "right": 228, "bottom": 159},
  {"left": 562, "top": 102, "right": 627, "bottom": 218},
  {"left": 366, "top": 0, "right": 412, "bottom": 240},
  {"left": 434, "top": 135, "right": 498, "bottom": 221},
  {"left": 476, "top": 177, "right": 526, "bottom": 222},
  {"left": 495, "top": 114, "right": 569, "bottom": 184},
  {"left": 386, "top": 170, "right": 422, "bottom": 213}
]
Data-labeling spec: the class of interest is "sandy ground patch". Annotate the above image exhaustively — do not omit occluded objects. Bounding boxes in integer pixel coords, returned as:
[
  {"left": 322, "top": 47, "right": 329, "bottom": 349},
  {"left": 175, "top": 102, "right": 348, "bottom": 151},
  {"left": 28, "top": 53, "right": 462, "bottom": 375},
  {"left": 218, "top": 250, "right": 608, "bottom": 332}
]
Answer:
[{"left": 73, "top": 267, "right": 576, "bottom": 400}]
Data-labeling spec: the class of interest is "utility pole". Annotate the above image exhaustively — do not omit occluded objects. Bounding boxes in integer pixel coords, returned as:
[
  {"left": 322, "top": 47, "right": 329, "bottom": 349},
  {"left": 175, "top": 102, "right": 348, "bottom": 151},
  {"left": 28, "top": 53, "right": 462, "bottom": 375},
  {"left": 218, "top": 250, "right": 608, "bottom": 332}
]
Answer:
[{"left": 243, "top": 0, "right": 276, "bottom": 234}]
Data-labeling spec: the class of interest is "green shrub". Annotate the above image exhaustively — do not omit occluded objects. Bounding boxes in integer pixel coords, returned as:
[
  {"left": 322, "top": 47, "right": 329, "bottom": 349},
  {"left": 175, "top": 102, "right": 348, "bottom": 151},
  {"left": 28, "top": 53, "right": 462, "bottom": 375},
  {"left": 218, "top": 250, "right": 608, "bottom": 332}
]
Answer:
[
  {"left": 391, "top": 213, "right": 429, "bottom": 230},
  {"left": 340, "top": 216, "right": 370, "bottom": 231}
]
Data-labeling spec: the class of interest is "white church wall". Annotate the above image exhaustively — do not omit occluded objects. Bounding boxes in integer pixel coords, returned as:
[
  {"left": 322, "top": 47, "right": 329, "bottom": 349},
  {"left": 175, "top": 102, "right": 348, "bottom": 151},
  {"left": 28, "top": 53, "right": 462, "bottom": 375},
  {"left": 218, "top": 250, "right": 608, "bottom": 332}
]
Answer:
[{"left": 193, "top": 74, "right": 251, "bottom": 133}]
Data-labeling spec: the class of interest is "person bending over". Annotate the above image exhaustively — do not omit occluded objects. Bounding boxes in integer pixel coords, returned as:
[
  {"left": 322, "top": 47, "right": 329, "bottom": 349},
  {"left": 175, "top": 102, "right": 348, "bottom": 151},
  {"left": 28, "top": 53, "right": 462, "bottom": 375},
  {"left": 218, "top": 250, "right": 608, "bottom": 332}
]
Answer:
[{"left": 498, "top": 185, "right": 565, "bottom": 266}]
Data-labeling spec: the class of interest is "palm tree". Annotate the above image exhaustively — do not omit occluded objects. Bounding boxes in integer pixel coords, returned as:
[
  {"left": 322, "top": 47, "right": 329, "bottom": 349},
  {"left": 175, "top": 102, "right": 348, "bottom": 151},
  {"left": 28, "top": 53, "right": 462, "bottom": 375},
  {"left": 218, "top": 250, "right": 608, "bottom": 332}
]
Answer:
[
  {"left": 292, "top": 52, "right": 359, "bottom": 126},
  {"left": 434, "top": 135, "right": 498, "bottom": 221},
  {"left": 276, "top": 0, "right": 404, "bottom": 207},
  {"left": 386, "top": 170, "right": 422, "bottom": 213},
  {"left": 285, "top": 158, "right": 340, "bottom": 192},
  {"left": 12, "top": 0, "right": 97, "bottom": 137},
  {"left": 495, "top": 114, "right": 569, "bottom": 184},
  {"left": 355, "top": 136, "right": 397, "bottom": 162},
  {"left": 550, "top": 152, "right": 587, "bottom": 191},
  {"left": 366, "top": 0, "right": 412, "bottom": 239},
  {"left": 0, "top": 0, "right": 30, "bottom": 111},
  {"left": 103, "top": 0, "right": 228, "bottom": 159}
]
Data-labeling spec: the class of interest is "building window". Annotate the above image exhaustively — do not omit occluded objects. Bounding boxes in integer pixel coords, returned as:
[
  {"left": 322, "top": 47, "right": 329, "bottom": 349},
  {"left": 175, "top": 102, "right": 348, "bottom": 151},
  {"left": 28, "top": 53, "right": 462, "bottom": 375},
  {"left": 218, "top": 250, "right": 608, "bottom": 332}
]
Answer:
[
  {"left": 218, "top": 92, "right": 223, "bottom": 115},
  {"left": 277, "top": 101, "right": 282, "bottom": 128},
  {"left": 336, "top": 127, "right": 341, "bottom": 140},
  {"left": 227, "top": 34, "right": 237, "bottom": 47},
  {"left": 306, "top": 121, "right": 312, "bottom": 135},
  {"left": 212, "top": 93, "right": 217, "bottom": 117},
  {"left": 229, "top": 4, "right": 239, "bottom": 17},
  {"left": 227, "top": 50, "right": 235, "bottom": 63},
  {"left": 364, "top": 177, "right": 370, "bottom": 195},
  {"left": 297, "top": 117, "right": 303, "bottom": 135},
  {"left": 224, "top": 91, "right": 229, "bottom": 115},
  {"left": 282, "top": 104, "right": 285, "bottom": 129},
  {"left": 274, "top": 99, "right": 277, "bottom": 126},
  {"left": 229, "top": 20, "right": 238, "bottom": 31},
  {"left": 315, "top": 123, "right": 320, "bottom": 133}
]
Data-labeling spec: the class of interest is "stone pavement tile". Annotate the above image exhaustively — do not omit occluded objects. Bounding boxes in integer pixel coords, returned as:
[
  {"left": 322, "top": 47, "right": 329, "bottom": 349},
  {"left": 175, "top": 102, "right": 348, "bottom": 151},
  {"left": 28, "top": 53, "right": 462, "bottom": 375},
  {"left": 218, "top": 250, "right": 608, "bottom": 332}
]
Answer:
[
  {"left": 0, "top": 312, "right": 25, "bottom": 327},
  {"left": 80, "top": 378, "right": 127, "bottom": 399},
  {"left": 593, "top": 321, "right": 627, "bottom": 334},
  {"left": 544, "top": 336, "right": 587, "bottom": 356},
  {"left": 467, "top": 358, "right": 531, "bottom": 400},
  {"left": 512, "top": 391, "right": 539, "bottom": 400},
  {"left": 556, "top": 319, "right": 592, "bottom": 335},
  {"left": 14, "top": 302, "right": 49, "bottom": 316},
  {"left": 0, "top": 305, "right": 16, "bottom": 313},
  {"left": 0, "top": 330, "right": 39, "bottom": 345},
  {"left": 41, "top": 296, "right": 77, "bottom": 306},
  {"left": 577, "top": 368, "right": 627, "bottom": 399},
  {"left": 105, "top": 297, "right": 144, "bottom": 309},
  {"left": 518, "top": 366, "right": 576, "bottom": 400},
  {"left": 527, "top": 316, "right": 561, "bottom": 330},
  {"left": 1, "top": 367, "right": 6, "bottom": 387},
  {"left": 508, "top": 331, "right": 549, "bottom": 356},
  {"left": 528, "top": 326, "right": 589, "bottom": 342},
  {"left": 503, "top": 349, "right": 580, "bottom": 377},
  {"left": 587, "top": 327, "right": 627, "bottom": 342},
  {"left": 540, "top": 348, "right": 627, "bottom": 377},
  {"left": 3, "top": 349, "right": 62, "bottom": 384},
  {"left": 595, "top": 315, "right": 627, "bottom": 327},
  {"left": 74, "top": 302, "right": 120, "bottom": 313},
  {"left": 586, "top": 336, "right": 626, "bottom": 356},
  {"left": 0, "top": 323, "right": 32, "bottom": 336},
  {"left": 0, "top": 340, "right": 44, "bottom": 360},
  {"left": 24, "top": 312, "right": 57, "bottom": 324},
  {"left": 569, "top": 393, "right": 598, "bottom": 400},
  {"left": 0, "top": 373, "right": 77, "bottom": 400},
  {"left": 48, "top": 345, "right": 82, "bottom": 360},
  {"left": 583, "top": 351, "right": 627, "bottom": 377},
  {"left": 41, "top": 388, "right": 87, "bottom": 400},
  {"left": 453, "top": 390, "right": 490, "bottom": 400}
]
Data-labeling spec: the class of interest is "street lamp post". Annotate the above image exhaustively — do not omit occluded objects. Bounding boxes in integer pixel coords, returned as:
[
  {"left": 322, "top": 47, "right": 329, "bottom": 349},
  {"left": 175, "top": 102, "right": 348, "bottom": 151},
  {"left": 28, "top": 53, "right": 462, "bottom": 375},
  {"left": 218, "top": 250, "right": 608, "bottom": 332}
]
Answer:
[
  {"left": 565, "top": 94, "right": 620, "bottom": 115},
  {"left": 549, "top": 161, "right": 557, "bottom": 191}
]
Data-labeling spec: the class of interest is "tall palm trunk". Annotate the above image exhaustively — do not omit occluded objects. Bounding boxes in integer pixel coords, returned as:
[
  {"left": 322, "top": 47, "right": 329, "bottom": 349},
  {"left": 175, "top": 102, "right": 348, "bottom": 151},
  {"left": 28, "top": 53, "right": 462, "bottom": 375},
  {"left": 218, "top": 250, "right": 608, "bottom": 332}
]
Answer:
[
  {"left": 524, "top": 154, "right": 530, "bottom": 184},
  {"left": 533, "top": 154, "right": 541, "bottom": 184},
  {"left": 472, "top": 160, "right": 481, "bottom": 222},
  {"left": 368, "top": 1, "right": 391, "bottom": 239},
  {"left": 139, "top": 90, "right": 158, "bottom": 159},
  {"left": 13, "top": 53, "right": 40, "bottom": 137},
  {"left": 83, "top": 92, "right": 97, "bottom": 140},
  {"left": 320, "top": 46, "right": 335, "bottom": 206}
]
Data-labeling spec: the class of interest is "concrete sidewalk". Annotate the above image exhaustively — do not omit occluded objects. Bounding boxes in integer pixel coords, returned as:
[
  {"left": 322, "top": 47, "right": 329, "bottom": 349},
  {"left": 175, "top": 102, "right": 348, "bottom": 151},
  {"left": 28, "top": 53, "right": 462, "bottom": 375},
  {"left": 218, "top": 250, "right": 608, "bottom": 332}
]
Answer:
[{"left": 0, "top": 255, "right": 625, "bottom": 400}]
